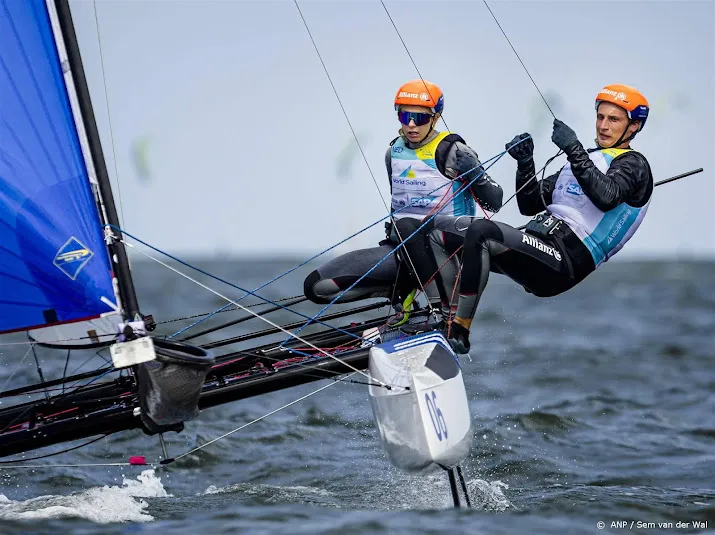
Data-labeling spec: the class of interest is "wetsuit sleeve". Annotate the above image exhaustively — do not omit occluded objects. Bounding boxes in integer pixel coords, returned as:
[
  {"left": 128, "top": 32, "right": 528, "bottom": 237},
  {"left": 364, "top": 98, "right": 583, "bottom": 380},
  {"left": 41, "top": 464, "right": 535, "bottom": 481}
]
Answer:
[
  {"left": 566, "top": 145, "right": 653, "bottom": 211},
  {"left": 515, "top": 159, "right": 559, "bottom": 216},
  {"left": 444, "top": 142, "right": 503, "bottom": 212}
]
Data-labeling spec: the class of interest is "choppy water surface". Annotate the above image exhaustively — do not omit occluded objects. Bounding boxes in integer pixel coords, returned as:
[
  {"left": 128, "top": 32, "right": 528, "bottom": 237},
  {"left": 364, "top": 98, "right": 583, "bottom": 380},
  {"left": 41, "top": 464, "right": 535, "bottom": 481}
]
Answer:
[{"left": 0, "top": 258, "right": 713, "bottom": 534}]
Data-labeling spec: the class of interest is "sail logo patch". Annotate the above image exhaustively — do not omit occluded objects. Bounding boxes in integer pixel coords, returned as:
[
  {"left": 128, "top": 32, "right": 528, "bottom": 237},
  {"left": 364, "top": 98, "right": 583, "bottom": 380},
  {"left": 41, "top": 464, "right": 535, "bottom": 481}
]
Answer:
[
  {"left": 399, "top": 165, "right": 416, "bottom": 179},
  {"left": 53, "top": 237, "right": 93, "bottom": 280}
]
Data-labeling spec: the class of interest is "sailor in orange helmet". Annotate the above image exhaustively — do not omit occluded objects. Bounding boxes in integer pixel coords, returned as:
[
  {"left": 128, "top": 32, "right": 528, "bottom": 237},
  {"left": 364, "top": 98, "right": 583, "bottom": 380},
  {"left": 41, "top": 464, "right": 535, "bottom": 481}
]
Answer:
[
  {"left": 303, "top": 80, "right": 503, "bottom": 325},
  {"left": 385, "top": 79, "right": 503, "bottom": 327},
  {"left": 442, "top": 84, "right": 653, "bottom": 354}
]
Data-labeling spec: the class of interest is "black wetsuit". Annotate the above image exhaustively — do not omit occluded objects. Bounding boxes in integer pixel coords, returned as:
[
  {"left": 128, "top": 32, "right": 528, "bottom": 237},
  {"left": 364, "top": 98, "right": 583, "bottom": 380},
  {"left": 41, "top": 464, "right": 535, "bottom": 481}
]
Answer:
[
  {"left": 453, "top": 145, "right": 653, "bottom": 321},
  {"left": 304, "top": 131, "right": 503, "bottom": 306}
]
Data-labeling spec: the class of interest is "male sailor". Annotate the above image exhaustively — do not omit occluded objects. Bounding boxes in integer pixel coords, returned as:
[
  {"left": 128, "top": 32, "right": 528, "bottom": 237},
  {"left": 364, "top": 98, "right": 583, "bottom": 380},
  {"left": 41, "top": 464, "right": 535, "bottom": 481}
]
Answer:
[
  {"left": 443, "top": 84, "right": 653, "bottom": 354},
  {"left": 303, "top": 80, "right": 503, "bottom": 324}
]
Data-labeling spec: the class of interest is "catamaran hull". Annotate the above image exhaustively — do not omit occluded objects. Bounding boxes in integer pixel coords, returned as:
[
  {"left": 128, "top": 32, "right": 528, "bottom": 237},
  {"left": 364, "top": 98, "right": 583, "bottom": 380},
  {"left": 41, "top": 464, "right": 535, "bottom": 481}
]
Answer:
[
  {"left": 0, "top": 312, "right": 384, "bottom": 459},
  {"left": 368, "top": 332, "right": 473, "bottom": 473}
]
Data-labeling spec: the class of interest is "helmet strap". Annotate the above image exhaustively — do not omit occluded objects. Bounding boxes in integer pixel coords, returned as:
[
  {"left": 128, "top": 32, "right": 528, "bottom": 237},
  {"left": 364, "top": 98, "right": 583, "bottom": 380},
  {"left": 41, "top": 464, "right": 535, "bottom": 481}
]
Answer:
[
  {"left": 418, "top": 124, "right": 434, "bottom": 144},
  {"left": 405, "top": 117, "right": 436, "bottom": 145},
  {"left": 419, "top": 116, "right": 438, "bottom": 144},
  {"left": 597, "top": 119, "right": 637, "bottom": 149}
]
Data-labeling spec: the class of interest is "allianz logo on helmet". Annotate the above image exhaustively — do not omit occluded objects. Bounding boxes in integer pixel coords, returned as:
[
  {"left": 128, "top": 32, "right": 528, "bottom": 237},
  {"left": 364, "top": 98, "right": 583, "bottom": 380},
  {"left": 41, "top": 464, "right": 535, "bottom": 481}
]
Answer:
[
  {"left": 599, "top": 88, "right": 627, "bottom": 101},
  {"left": 521, "top": 233, "right": 562, "bottom": 261},
  {"left": 399, "top": 91, "right": 419, "bottom": 99}
]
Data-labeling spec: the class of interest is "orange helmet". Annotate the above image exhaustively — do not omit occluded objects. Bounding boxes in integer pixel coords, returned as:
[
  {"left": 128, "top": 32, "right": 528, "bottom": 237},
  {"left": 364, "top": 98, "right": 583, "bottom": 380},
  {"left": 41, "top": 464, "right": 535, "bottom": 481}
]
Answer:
[
  {"left": 595, "top": 84, "right": 649, "bottom": 131},
  {"left": 394, "top": 79, "right": 444, "bottom": 115}
]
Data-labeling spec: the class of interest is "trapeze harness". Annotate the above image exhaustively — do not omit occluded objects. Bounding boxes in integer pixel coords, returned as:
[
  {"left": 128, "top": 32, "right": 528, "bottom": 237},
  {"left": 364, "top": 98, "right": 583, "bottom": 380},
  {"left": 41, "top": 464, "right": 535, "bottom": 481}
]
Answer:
[
  {"left": 389, "top": 131, "right": 477, "bottom": 220},
  {"left": 454, "top": 147, "right": 652, "bottom": 321},
  {"left": 389, "top": 132, "right": 483, "bottom": 312},
  {"left": 526, "top": 147, "right": 651, "bottom": 272}
]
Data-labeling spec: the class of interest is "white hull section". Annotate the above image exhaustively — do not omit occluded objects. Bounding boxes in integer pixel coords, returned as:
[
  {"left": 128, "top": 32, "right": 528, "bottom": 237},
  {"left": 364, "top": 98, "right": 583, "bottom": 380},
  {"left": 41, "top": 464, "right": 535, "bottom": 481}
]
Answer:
[{"left": 368, "top": 331, "right": 472, "bottom": 473}]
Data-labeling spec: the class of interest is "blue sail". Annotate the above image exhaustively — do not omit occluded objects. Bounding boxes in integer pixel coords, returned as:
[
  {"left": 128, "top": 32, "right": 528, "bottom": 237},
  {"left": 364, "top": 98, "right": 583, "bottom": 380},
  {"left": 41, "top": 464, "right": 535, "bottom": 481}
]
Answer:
[{"left": 0, "top": 0, "right": 117, "bottom": 334}]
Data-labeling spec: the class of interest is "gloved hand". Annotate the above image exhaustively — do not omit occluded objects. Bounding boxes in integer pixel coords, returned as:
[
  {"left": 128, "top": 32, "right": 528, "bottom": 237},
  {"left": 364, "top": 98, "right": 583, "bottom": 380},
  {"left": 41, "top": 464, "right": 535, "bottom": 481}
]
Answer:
[
  {"left": 506, "top": 133, "right": 534, "bottom": 164},
  {"left": 379, "top": 220, "right": 394, "bottom": 246},
  {"left": 551, "top": 118, "right": 581, "bottom": 154}
]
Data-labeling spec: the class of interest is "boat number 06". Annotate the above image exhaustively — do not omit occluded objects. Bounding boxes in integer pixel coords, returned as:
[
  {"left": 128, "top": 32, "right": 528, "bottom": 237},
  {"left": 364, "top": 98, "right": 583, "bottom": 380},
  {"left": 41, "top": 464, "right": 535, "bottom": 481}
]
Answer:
[{"left": 425, "top": 391, "right": 448, "bottom": 441}]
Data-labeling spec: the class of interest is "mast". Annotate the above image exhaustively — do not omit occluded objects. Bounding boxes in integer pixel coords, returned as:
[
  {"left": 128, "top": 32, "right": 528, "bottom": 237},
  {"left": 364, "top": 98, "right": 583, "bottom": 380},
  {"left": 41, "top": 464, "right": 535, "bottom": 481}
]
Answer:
[{"left": 52, "top": 0, "right": 141, "bottom": 320}]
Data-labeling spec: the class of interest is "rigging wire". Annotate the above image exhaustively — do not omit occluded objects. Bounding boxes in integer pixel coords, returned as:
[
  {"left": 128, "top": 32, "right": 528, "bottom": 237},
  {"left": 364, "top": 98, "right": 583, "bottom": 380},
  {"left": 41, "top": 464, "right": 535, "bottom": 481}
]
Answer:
[
  {"left": 498, "top": 148, "right": 563, "bottom": 213},
  {"left": 29, "top": 342, "right": 50, "bottom": 401},
  {"left": 91, "top": 0, "right": 126, "bottom": 226},
  {"left": 379, "top": 0, "right": 478, "bottom": 315},
  {"left": 62, "top": 348, "right": 71, "bottom": 394},
  {"left": 178, "top": 296, "right": 308, "bottom": 342},
  {"left": 164, "top": 215, "right": 396, "bottom": 338},
  {"left": 0, "top": 435, "right": 109, "bottom": 465},
  {"left": 400, "top": 140, "right": 564, "bottom": 314},
  {"left": 164, "top": 167, "right": 473, "bottom": 340},
  {"left": 163, "top": 295, "right": 304, "bottom": 325},
  {"left": 379, "top": 1, "right": 451, "bottom": 133},
  {"left": 380, "top": 2, "right": 566, "bottom": 229},
  {"left": 0, "top": 297, "right": 306, "bottom": 348},
  {"left": 293, "top": 0, "right": 434, "bottom": 313},
  {"left": 482, "top": 0, "right": 556, "bottom": 119},
  {"left": 213, "top": 340, "right": 397, "bottom": 389},
  {"left": 293, "top": 2, "right": 383, "bottom": 209},
  {"left": 3, "top": 318, "right": 386, "bottom": 440},
  {"left": 275, "top": 2, "right": 561, "bottom": 332},
  {"left": 0, "top": 2, "right": 702, "bottom": 467},
  {"left": 0, "top": 343, "right": 35, "bottom": 394},
  {"left": 67, "top": 347, "right": 110, "bottom": 378},
  {"left": 0, "top": 147, "right": 532, "bottom": 448},
  {"left": 380, "top": 1, "right": 494, "bottom": 224},
  {"left": 120, "top": 239, "right": 389, "bottom": 386},
  {"left": 0, "top": 368, "right": 118, "bottom": 436},
  {"left": 0, "top": 335, "right": 114, "bottom": 347},
  {"left": 165, "top": 374, "right": 362, "bottom": 464},
  {"left": 0, "top": 3, "right": 557, "bottom": 456},
  {"left": 109, "top": 225, "right": 371, "bottom": 346},
  {"left": 281, "top": 147, "right": 508, "bottom": 346}
]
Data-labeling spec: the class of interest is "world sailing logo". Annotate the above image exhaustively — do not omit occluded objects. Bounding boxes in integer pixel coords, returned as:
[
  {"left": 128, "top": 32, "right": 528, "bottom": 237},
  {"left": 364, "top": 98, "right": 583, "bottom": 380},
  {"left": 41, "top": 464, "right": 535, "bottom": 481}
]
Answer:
[{"left": 53, "top": 237, "right": 94, "bottom": 280}]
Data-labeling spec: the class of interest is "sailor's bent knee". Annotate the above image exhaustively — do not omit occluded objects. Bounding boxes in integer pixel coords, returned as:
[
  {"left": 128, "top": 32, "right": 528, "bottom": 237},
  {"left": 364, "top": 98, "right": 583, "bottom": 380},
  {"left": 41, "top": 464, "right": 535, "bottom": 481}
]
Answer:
[{"left": 465, "top": 219, "right": 502, "bottom": 246}]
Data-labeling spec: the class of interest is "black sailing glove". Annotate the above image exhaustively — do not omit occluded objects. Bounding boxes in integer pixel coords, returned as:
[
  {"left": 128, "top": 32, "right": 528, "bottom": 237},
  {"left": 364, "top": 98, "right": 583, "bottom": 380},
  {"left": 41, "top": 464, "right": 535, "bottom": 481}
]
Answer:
[
  {"left": 506, "top": 133, "right": 534, "bottom": 164},
  {"left": 379, "top": 220, "right": 394, "bottom": 246},
  {"left": 551, "top": 118, "right": 581, "bottom": 155}
]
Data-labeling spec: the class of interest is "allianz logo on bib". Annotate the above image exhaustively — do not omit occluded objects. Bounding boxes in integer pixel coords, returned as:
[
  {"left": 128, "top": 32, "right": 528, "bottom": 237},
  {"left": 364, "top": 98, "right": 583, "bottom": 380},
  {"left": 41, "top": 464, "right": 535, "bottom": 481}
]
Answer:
[
  {"left": 566, "top": 183, "right": 584, "bottom": 195},
  {"left": 522, "top": 233, "right": 562, "bottom": 261}
]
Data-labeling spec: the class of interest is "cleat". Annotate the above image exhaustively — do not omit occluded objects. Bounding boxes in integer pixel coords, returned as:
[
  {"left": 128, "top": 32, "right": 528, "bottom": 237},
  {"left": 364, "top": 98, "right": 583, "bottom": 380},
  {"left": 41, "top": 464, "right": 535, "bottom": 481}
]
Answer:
[{"left": 400, "top": 310, "right": 445, "bottom": 334}]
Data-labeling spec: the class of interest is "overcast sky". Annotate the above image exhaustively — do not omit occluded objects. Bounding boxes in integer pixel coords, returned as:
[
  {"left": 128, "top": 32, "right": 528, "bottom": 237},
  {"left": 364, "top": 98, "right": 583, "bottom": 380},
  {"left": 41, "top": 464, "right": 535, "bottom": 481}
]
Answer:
[{"left": 69, "top": 0, "right": 714, "bottom": 259}]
